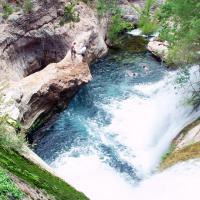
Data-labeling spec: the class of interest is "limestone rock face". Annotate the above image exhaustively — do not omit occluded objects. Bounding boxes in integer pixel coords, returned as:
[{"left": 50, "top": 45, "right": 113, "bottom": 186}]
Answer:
[
  {"left": 147, "top": 40, "right": 169, "bottom": 61},
  {"left": 0, "top": 0, "right": 108, "bottom": 81},
  {"left": 6, "top": 54, "right": 92, "bottom": 128},
  {"left": 0, "top": 0, "right": 108, "bottom": 129}
]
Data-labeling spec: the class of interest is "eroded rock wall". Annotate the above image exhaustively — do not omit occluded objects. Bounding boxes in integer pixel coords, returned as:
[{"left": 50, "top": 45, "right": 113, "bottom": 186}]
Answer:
[{"left": 0, "top": 0, "right": 108, "bottom": 129}]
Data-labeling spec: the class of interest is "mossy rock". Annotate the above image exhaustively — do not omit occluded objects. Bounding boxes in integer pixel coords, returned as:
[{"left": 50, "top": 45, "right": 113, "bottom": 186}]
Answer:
[
  {"left": 0, "top": 167, "right": 24, "bottom": 200},
  {"left": 160, "top": 142, "right": 200, "bottom": 171},
  {"left": 160, "top": 117, "right": 200, "bottom": 170}
]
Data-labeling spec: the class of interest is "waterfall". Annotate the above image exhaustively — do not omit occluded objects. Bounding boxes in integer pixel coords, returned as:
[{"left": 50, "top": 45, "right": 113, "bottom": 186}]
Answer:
[{"left": 34, "top": 50, "right": 200, "bottom": 200}]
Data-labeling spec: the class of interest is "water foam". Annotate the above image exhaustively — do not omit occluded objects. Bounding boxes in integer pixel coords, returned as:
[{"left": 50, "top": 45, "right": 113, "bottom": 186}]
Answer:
[
  {"left": 133, "top": 159, "right": 200, "bottom": 200},
  {"left": 49, "top": 66, "right": 200, "bottom": 200}
]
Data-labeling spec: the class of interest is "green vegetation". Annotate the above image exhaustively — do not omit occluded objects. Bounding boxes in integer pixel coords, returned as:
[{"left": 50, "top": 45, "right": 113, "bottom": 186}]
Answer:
[
  {"left": 2, "top": 2, "right": 13, "bottom": 19},
  {"left": 158, "top": 0, "right": 200, "bottom": 65},
  {"left": 108, "top": 11, "right": 133, "bottom": 41},
  {"left": 60, "top": 1, "right": 80, "bottom": 26},
  {"left": 23, "top": 0, "right": 33, "bottom": 14},
  {"left": 0, "top": 167, "right": 24, "bottom": 200},
  {"left": 132, "top": 0, "right": 159, "bottom": 35},
  {"left": 0, "top": 148, "right": 89, "bottom": 200},
  {"left": 0, "top": 83, "right": 24, "bottom": 152},
  {"left": 97, "top": 0, "right": 116, "bottom": 17},
  {"left": 1, "top": 0, "right": 33, "bottom": 18},
  {"left": 0, "top": 115, "right": 26, "bottom": 152},
  {"left": 139, "top": 0, "right": 158, "bottom": 35},
  {"left": 175, "top": 67, "right": 200, "bottom": 109},
  {"left": 96, "top": 0, "right": 133, "bottom": 41},
  {"left": 157, "top": 0, "right": 200, "bottom": 106}
]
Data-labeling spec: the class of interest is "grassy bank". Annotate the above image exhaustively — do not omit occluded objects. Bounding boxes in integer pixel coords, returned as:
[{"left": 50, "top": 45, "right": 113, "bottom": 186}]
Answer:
[
  {"left": 0, "top": 147, "right": 89, "bottom": 200},
  {"left": 0, "top": 167, "right": 24, "bottom": 200}
]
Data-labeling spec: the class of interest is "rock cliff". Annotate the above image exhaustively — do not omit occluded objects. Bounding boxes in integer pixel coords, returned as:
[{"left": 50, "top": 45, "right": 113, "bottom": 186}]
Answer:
[{"left": 0, "top": 0, "right": 108, "bottom": 129}]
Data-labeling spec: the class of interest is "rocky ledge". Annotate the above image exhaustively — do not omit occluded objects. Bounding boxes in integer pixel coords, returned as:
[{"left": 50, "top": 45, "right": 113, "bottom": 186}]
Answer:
[{"left": 0, "top": 0, "right": 108, "bottom": 129}]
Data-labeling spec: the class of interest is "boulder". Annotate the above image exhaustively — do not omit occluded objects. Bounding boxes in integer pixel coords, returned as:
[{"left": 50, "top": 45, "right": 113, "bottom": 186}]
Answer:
[{"left": 147, "top": 40, "right": 169, "bottom": 61}]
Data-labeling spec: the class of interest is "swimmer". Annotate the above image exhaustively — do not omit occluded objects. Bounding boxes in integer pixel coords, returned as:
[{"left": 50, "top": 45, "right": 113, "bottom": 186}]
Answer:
[
  {"left": 126, "top": 70, "right": 138, "bottom": 77},
  {"left": 126, "top": 70, "right": 133, "bottom": 77},
  {"left": 142, "top": 64, "right": 149, "bottom": 72}
]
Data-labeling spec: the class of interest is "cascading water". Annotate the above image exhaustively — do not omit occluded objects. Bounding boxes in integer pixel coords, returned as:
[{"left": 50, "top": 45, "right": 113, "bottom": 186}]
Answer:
[{"left": 33, "top": 49, "right": 200, "bottom": 200}]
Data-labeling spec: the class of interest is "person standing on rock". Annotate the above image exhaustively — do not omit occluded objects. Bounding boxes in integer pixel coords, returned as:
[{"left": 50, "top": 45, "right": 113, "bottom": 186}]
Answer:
[
  {"left": 71, "top": 42, "right": 76, "bottom": 61},
  {"left": 79, "top": 44, "right": 88, "bottom": 62}
]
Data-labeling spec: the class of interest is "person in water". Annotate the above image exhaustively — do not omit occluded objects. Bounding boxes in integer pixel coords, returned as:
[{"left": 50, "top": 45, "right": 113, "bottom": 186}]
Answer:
[
  {"left": 70, "top": 42, "right": 76, "bottom": 61},
  {"left": 142, "top": 64, "right": 149, "bottom": 72},
  {"left": 126, "top": 70, "right": 138, "bottom": 77}
]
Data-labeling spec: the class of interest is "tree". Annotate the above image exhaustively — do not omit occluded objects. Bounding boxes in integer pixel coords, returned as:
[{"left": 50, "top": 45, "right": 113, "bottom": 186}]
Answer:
[
  {"left": 158, "top": 0, "right": 200, "bottom": 107},
  {"left": 158, "top": 0, "right": 200, "bottom": 65}
]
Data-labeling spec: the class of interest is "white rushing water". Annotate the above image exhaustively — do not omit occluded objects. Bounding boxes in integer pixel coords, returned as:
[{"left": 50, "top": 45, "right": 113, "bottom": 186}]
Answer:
[{"left": 49, "top": 65, "right": 200, "bottom": 200}]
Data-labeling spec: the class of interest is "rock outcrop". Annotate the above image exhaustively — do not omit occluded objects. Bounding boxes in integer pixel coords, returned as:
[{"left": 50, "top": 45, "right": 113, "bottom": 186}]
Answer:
[
  {"left": 147, "top": 40, "right": 169, "bottom": 61},
  {"left": 4, "top": 53, "right": 92, "bottom": 129},
  {"left": 0, "top": 0, "right": 108, "bottom": 129},
  {"left": 173, "top": 118, "right": 200, "bottom": 150},
  {"left": 160, "top": 118, "right": 200, "bottom": 170}
]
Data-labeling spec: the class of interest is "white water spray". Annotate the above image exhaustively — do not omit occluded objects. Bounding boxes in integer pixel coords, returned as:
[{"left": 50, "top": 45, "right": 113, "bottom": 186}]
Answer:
[{"left": 50, "top": 65, "right": 200, "bottom": 200}]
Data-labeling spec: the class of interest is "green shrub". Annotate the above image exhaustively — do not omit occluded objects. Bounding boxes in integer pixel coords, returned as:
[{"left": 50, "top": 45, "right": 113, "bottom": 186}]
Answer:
[
  {"left": 139, "top": 15, "right": 158, "bottom": 35},
  {"left": 23, "top": 0, "right": 33, "bottom": 14},
  {"left": 158, "top": 0, "right": 200, "bottom": 64},
  {"left": 157, "top": 0, "right": 200, "bottom": 106},
  {"left": 96, "top": 0, "right": 133, "bottom": 40},
  {"left": 0, "top": 82, "right": 26, "bottom": 152},
  {"left": 97, "top": 0, "right": 110, "bottom": 17},
  {"left": 108, "top": 13, "right": 133, "bottom": 41},
  {"left": 97, "top": 0, "right": 118, "bottom": 17},
  {"left": 132, "top": 0, "right": 159, "bottom": 35},
  {"left": 60, "top": 1, "right": 80, "bottom": 26},
  {"left": 2, "top": 2, "right": 13, "bottom": 19},
  {"left": 0, "top": 167, "right": 24, "bottom": 200}
]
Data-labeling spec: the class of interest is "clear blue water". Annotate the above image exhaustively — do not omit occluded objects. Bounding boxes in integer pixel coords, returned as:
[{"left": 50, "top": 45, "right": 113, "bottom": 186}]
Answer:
[{"left": 34, "top": 50, "right": 166, "bottom": 180}]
